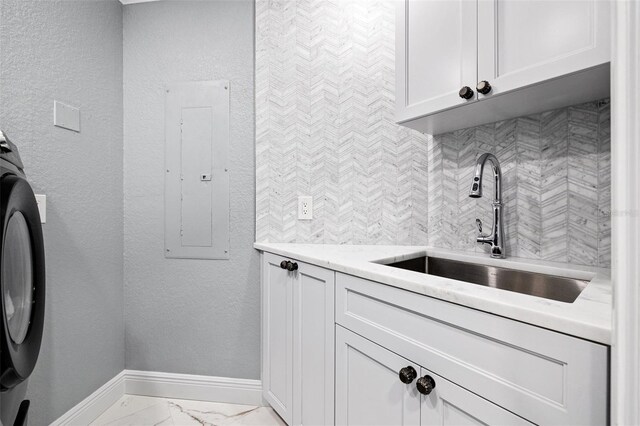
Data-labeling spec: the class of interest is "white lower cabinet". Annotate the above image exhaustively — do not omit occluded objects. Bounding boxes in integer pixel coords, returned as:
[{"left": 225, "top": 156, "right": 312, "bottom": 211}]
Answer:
[
  {"left": 261, "top": 252, "right": 609, "bottom": 425},
  {"left": 262, "top": 252, "right": 292, "bottom": 422},
  {"left": 335, "top": 272, "right": 609, "bottom": 425},
  {"left": 335, "top": 326, "right": 531, "bottom": 426},
  {"left": 261, "top": 252, "right": 335, "bottom": 426},
  {"left": 335, "top": 325, "right": 421, "bottom": 426}
]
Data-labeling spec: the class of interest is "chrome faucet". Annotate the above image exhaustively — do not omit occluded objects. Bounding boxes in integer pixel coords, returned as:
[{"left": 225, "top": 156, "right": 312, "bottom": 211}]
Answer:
[{"left": 469, "top": 153, "right": 505, "bottom": 258}]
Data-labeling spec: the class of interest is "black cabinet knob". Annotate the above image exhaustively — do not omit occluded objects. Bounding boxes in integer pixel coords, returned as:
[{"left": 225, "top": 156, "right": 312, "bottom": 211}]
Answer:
[
  {"left": 286, "top": 261, "right": 298, "bottom": 271},
  {"left": 399, "top": 366, "right": 417, "bottom": 384},
  {"left": 416, "top": 375, "right": 436, "bottom": 395},
  {"left": 477, "top": 80, "right": 492, "bottom": 95},
  {"left": 459, "top": 86, "right": 474, "bottom": 100},
  {"left": 280, "top": 260, "right": 288, "bottom": 269}
]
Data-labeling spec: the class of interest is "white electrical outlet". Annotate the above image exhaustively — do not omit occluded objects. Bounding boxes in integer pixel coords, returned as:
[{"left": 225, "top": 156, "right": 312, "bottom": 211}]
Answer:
[
  {"left": 35, "top": 194, "right": 46, "bottom": 223},
  {"left": 298, "top": 196, "right": 313, "bottom": 220}
]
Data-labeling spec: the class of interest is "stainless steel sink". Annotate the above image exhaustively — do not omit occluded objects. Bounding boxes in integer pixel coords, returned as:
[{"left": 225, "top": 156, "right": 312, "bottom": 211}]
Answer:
[{"left": 382, "top": 256, "right": 589, "bottom": 303}]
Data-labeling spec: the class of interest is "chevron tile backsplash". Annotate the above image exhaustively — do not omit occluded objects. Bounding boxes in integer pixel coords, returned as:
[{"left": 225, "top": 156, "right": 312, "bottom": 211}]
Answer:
[
  {"left": 428, "top": 99, "right": 611, "bottom": 268},
  {"left": 255, "top": 0, "right": 611, "bottom": 268},
  {"left": 256, "top": 0, "right": 430, "bottom": 245}
]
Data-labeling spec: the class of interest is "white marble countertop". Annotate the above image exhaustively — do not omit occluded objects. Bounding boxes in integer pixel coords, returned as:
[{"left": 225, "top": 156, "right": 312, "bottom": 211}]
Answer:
[{"left": 254, "top": 243, "right": 612, "bottom": 345}]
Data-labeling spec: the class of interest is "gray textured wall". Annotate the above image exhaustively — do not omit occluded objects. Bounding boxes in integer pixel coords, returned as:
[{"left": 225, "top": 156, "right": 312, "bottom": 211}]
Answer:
[
  {"left": 0, "top": 0, "right": 124, "bottom": 424},
  {"left": 123, "top": 1, "right": 259, "bottom": 378}
]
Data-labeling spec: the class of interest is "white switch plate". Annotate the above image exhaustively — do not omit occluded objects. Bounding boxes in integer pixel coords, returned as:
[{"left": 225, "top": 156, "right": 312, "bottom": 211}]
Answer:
[
  {"left": 298, "top": 196, "right": 313, "bottom": 220},
  {"left": 54, "top": 100, "right": 80, "bottom": 132},
  {"left": 35, "top": 194, "right": 46, "bottom": 223}
]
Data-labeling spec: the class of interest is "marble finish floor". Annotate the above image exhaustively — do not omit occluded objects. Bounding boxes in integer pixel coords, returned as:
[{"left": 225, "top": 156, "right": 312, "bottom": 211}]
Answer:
[{"left": 91, "top": 395, "right": 286, "bottom": 426}]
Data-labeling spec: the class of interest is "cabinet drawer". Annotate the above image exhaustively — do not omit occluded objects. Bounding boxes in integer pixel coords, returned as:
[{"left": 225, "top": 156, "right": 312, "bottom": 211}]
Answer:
[{"left": 335, "top": 273, "right": 608, "bottom": 425}]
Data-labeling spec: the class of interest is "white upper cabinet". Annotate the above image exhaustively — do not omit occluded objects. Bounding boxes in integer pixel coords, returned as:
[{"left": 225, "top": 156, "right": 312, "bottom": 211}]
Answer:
[
  {"left": 396, "top": 0, "right": 611, "bottom": 134},
  {"left": 395, "top": 0, "right": 477, "bottom": 123},
  {"left": 477, "top": 0, "right": 610, "bottom": 97}
]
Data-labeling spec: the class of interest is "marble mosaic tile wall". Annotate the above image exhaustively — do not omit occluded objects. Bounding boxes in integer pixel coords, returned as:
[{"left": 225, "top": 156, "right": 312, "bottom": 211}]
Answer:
[
  {"left": 256, "top": 0, "right": 430, "bottom": 245},
  {"left": 255, "top": 0, "right": 611, "bottom": 268},
  {"left": 427, "top": 99, "right": 611, "bottom": 268}
]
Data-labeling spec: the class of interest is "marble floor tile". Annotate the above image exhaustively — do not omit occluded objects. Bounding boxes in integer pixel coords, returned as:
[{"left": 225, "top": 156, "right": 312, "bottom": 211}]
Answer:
[{"left": 91, "top": 395, "right": 286, "bottom": 426}]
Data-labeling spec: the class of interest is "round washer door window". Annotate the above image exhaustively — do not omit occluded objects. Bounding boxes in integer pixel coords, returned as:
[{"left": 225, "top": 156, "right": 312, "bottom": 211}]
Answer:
[{"left": 2, "top": 211, "right": 33, "bottom": 345}]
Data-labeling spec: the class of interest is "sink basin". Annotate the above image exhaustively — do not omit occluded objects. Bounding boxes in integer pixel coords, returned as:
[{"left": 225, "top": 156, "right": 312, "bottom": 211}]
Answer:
[{"left": 382, "top": 256, "right": 589, "bottom": 303}]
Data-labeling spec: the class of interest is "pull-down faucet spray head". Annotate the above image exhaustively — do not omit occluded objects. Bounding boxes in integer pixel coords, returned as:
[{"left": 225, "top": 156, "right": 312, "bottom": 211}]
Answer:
[{"left": 469, "top": 177, "right": 482, "bottom": 198}]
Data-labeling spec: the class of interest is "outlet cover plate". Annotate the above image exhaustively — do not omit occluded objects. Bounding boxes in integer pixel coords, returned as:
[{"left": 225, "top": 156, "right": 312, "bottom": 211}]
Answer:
[
  {"left": 54, "top": 100, "right": 80, "bottom": 132},
  {"left": 298, "top": 196, "right": 313, "bottom": 220}
]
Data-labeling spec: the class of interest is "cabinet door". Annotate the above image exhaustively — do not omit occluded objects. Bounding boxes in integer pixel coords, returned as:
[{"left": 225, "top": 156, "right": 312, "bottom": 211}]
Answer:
[
  {"left": 419, "top": 368, "right": 532, "bottom": 426},
  {"left": 395, "top": 0, "right": 477, "bottom": 123},
  {"left": 335, "top": 326, "right": 421, "bottom": 426},
  {"left": 292, "top": 263, "right": 335, "bottom": 426},
  {"left": 477, "top": 0, "right": 610, "bottom": 98},
  {"left": 262, "top": 252, "right": 293, "bottom": 424}
]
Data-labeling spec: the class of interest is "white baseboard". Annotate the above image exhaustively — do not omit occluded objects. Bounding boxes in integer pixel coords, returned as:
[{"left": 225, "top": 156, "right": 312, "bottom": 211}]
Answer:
[
  {"left": 52, "top": 370, "right": 263, "bottom": 425},
  {"left": 124, "top": 370, "right": 263, "bottom": 406},
  {"left": 50, "top": 371, "right": 126, "bottom": 426}
]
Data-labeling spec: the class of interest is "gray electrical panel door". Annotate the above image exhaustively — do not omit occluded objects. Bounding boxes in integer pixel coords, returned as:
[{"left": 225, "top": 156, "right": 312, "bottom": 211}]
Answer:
[{"left": 165, "top": 81, "right": 229, "bottom": 259}]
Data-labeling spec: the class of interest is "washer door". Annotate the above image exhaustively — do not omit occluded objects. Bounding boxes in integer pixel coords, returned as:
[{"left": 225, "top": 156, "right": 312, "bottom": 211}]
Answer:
[{"left": 0, "top": 174, "right": 45, "bottom": 390}]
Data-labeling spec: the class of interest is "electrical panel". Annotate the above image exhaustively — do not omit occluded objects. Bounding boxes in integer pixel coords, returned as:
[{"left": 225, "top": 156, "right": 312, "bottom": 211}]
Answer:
[{"left": 164, "top": 81, "right": 230, "bottom": 259}]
